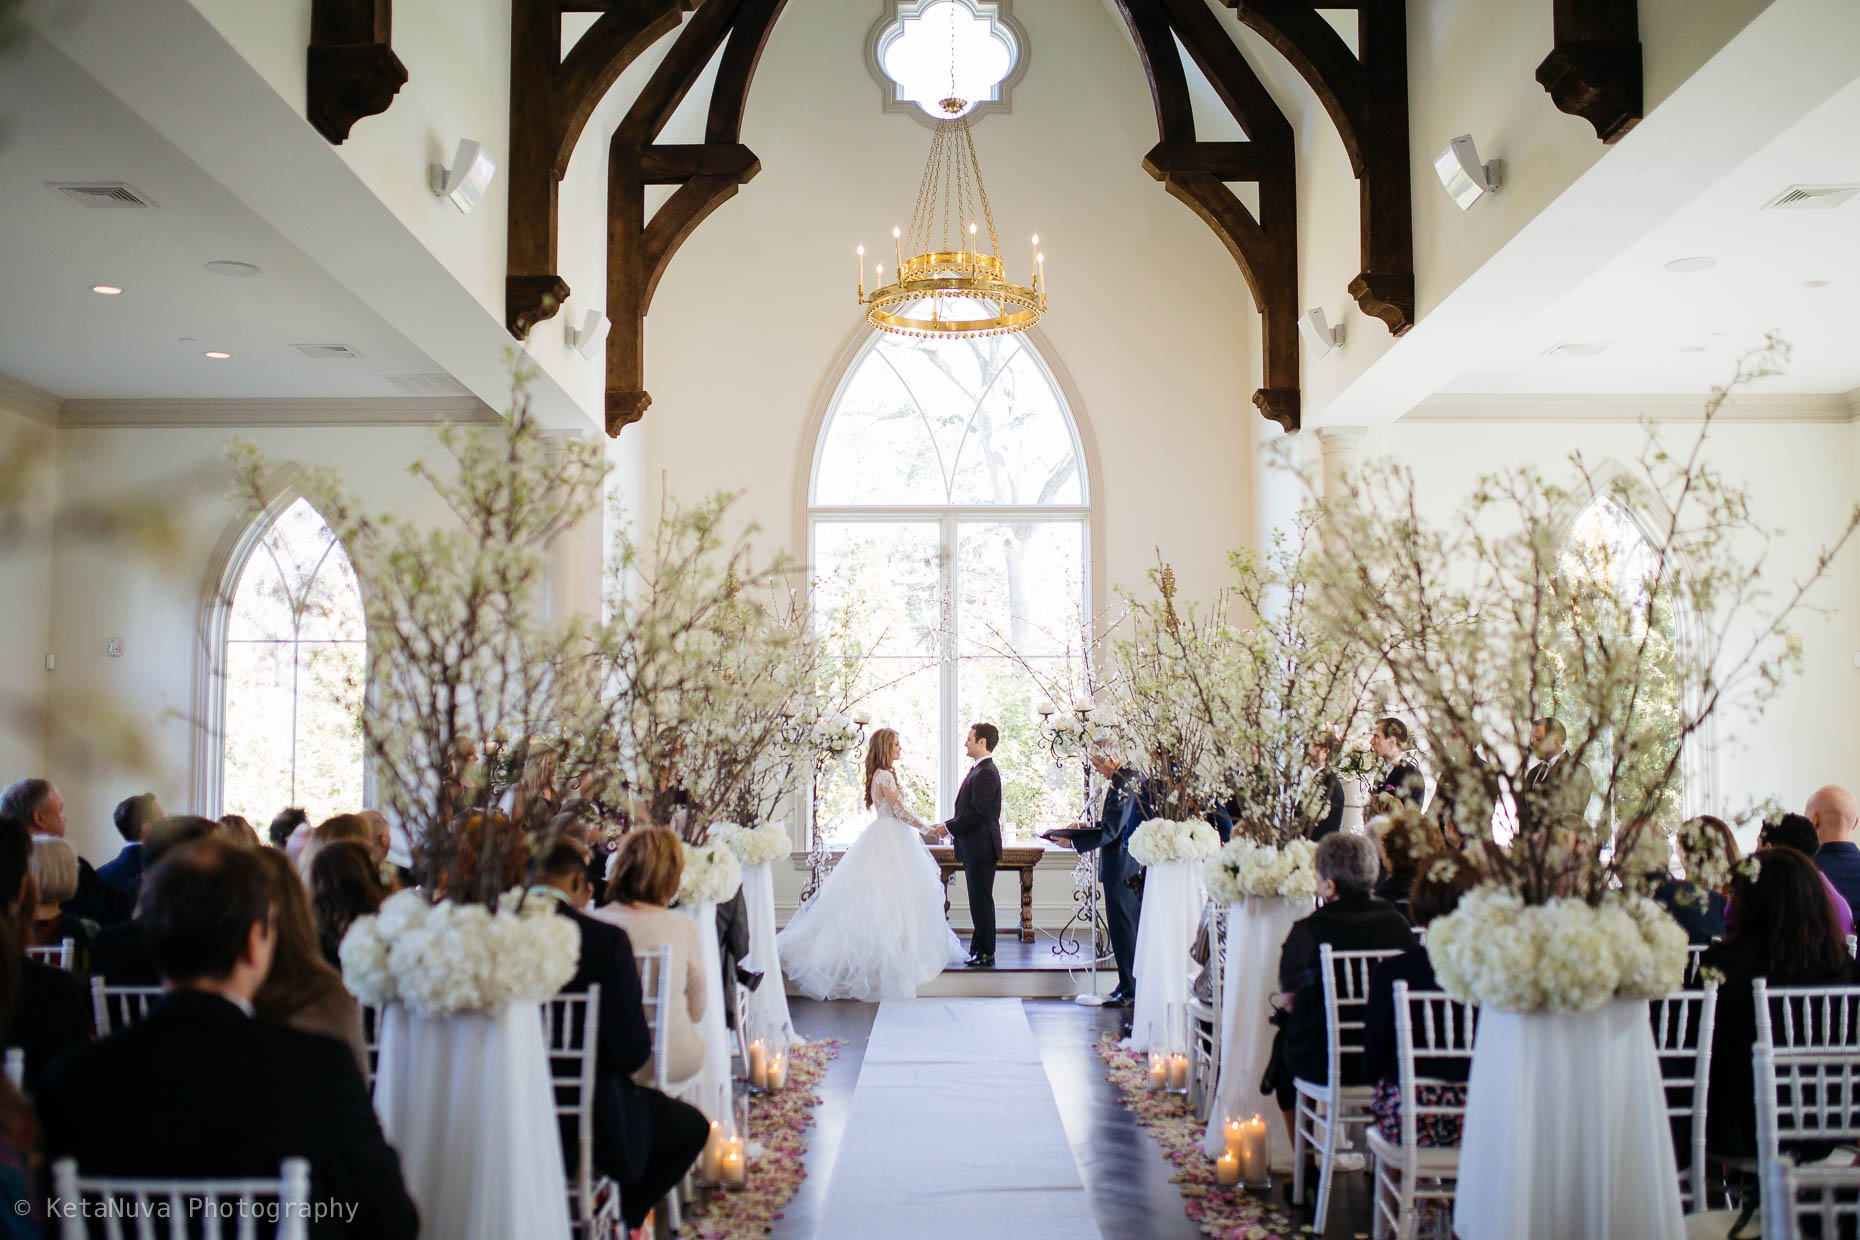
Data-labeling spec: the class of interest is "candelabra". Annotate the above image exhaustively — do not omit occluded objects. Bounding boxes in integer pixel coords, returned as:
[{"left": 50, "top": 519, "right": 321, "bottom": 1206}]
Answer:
[
  {"left": 1036, "top": 697, "right": 1116, "bottom": 1007},
  {"left": 795, "top": 708, "right": 871, "bottom": 905}
]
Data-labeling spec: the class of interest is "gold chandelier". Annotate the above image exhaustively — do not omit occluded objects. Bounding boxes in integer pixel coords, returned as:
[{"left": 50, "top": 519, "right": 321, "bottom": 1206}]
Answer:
[{"left": 857, "top": 95, "right": 1045, "bottom": 339}]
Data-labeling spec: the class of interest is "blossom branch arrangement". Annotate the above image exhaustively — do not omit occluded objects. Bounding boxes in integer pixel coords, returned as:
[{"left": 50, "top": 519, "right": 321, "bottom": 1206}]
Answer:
[
  {"left": 1306, "top": 341, "right": 1860, "bottom": 1009},
  {"left": 231, "top": 376, "right": 611, "bottom": 908}
]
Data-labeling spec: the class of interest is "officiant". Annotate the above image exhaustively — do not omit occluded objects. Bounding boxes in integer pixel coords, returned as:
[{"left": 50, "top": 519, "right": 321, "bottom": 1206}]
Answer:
[{"left": 1053, "top": 738, "right": 1144, "bottom": 1007}]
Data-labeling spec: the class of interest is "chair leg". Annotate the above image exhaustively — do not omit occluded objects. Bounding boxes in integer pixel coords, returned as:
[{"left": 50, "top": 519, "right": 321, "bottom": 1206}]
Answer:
[
  {"left": 1313, "top": 1099, "right": 1342, "bottom": 1233},
  {"left": 1371, "top": 1159, "right": 1391, "bottom": 1240},
  {"left": 1292, "top": 1108, "right": 1309, "bottom": 1205}
]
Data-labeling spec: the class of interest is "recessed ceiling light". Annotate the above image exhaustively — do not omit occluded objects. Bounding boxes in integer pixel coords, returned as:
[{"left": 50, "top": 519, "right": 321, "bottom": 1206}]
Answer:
[
  {"left": 203, "top": 260, "right": 260, "bottom": 278},
  {"left": 1664, "top": 256, "right": 1716, "bottom": 273},
  {"left": 203, "top": 350, "right": 231, "bottom": 359},
  {"left": 1800, "top": 279, "right": 1831, "bottom": 289},
  {"left": 89, "top": 284, "right": 123, "bottom": 296}
]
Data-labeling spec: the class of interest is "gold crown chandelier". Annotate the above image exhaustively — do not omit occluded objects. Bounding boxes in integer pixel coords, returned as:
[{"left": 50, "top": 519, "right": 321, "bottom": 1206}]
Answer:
[{"left": 856, "top": 25, "right": 1044, "bottom": 339}]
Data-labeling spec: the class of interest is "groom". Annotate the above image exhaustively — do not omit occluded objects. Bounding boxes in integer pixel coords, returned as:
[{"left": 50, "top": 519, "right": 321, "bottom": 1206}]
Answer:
[{"left": 938, "top": 722, "right": 1003, "bottom": 968}]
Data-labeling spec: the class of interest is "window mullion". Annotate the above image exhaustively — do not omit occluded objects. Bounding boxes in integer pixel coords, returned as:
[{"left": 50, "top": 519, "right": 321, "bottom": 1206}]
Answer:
[{"left": 941, "top": 513, "right": 959, "bottom": 817}]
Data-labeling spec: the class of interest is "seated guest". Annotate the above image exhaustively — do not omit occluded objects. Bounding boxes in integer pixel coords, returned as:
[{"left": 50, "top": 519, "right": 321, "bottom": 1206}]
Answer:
[
  {"left": 1299, "top": 734, "right": 1347, "bottom": 841},
  {"left": 1, "top": 777, "right": 128, "bottom": 925},
  {"left": 1372, "top": 811, "right": 1443, "bottom": 920},
  {"left": 1755, "top": 815, "right": 1853, "bottom": 937},
  {"left": 1653, "top": 815, "right": 1735, "bottom": 944},
  {"left": 1363, "top": 852, "right": 1480, "bottom": 1145},
  {"left": 308, "top": 841, "right": 387, "bottom": 970},
  {"left": 2, "top": 816, "right": 90, "bottom": 1097},
  {"left": 38, "top": 839, "right": 418, "bottom": 1238},
  {"left": 215, "top": 814, "right": 262, "bottom": 848},
  {"left": 251, "top": 848, "right": 367, "bottom": 1073},
  {"left": 269, "top": 806, "right": 310, "bottom": 851},
  {"left": 29, "top": 834, "right": 97, "bottom": 963},
  {"left": 0, "top": 916, "right": 41, "bottom": 1237},
  {"left": 90, "top": 816, "right": 218, "bottom": 985},
  {"left": 1699, "top": 847, "right": 1855, "bottom": 1162},
  {"left": 96, "top": 792, "right": 162, "bottom": 899},
  {"left": 1268, "top": 832, "right": 1417, "bottom": 1143},
  {"left": 298, "top": 814, "right": 374, "bottom": 878},
  {"left": 529, "top": 837, "right": 708, "bottom": 1234},
  {"left": 592, "top": 828, "right": 708, "bottom": 1087},
  {"left": 547, "top": 805, "right": 609, "bottom": 905},
  {"left": 357, "top": 810, "right": 394, "bottom": 864},
  {"left": 1368, "top": 718, "right": 1427, "bottom": 809},
  {"left": 1808, "top": 785, "right": 1860, "bottom": 914}
]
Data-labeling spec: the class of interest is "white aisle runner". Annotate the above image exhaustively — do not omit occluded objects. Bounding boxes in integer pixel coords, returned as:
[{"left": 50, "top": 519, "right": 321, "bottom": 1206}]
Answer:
[{"left": 811, "top": 998, "right": 1104, "bottom": 1240}]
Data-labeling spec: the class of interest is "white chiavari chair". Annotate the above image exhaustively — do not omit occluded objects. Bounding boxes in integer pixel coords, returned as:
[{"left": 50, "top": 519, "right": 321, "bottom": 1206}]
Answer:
[
  {"left": 1366, "top": 983, "right": 1477, "bottom": 1239},
  {"left": 1294, "top": 944, "right": 1407, "bottom": 1233},
  {"left": 1753, "top": 980, "right": 1860, "bottom": 1221},
  {"left": 633, "top": 946, "right": 680, "bottom": 1232},
  {"left": 1683, "top": 944, "right": 1708, "bottom": 988},
  {"left": 359, "top": 1003, "right": 381, "bottom": 1091},
  {"left": 1649, "top": 983, "right": 1717, "bottom": 1209},
  {"left": 543, "top": 986, "right": 621, "bottom": 1238},
  {"left": 26, "top": 937, "right": 76, "bottom": 971},
  {"left": 1188, "top": 903, "right": 1227, "bottom": 1121},
  {"left": 90, "top": 978, "right": 164, "bottom": 1037},
  {"left": 52, "top": 1156, "right": 310, "bottom": 1240},
  {"left": 1764, "top": 1151, "right": 1860, "bottom": 1240}
]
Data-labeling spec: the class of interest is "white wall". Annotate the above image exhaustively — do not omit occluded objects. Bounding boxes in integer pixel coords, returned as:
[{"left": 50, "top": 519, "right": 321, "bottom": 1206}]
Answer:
[{"left": 0, "top": 405, "right": 55, "bottom": 787}]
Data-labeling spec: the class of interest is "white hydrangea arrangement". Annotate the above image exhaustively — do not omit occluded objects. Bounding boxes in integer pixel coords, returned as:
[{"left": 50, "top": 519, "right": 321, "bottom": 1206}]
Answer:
[
  {"left": 339, "top": 888, "right": 580, "bottom": 1017},
  {"left": 1127, "top": 818, "right": 1223, "bottom": 867},
  {"left": 709, "top": 819, "right": 791, "bottom": 868},
  {"left": 1426, "top": 886, "right": 1687, "bottom": 1013},
  {"left": 1203, "top": 837, "right": 1318, "bottom": 903},
  {"left": 806, "top": 709, "right": 867, "bottom": 760},
  {"left": 676, "top": 839, "right": 745, "bottom": 905}
]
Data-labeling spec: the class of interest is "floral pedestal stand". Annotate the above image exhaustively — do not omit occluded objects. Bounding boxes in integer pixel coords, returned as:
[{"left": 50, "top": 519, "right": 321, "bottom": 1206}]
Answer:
[
  {"left": 1201, "top": 895, "right": 1312, "bottom": 1168},
  {"left": 373, "top": 1002, "right": 571, "bottom": 1240},
  {"left": 740, "top": 859, "right": 797, "bottom": 1053},
  {"left": 1130, "top": 857, "right": 1205, "bottom": 1053},
  {"left": 1453, "top": 999, "right": 1684, "bottom": 1240},
  {"left": 679, "top": 898, "right": 735, "bottom": 1126}
]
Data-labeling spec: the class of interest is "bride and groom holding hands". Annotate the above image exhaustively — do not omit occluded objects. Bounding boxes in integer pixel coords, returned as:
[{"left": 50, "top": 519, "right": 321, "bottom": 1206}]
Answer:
[{"left": 778, "top": 722, "right": 1003, "bottom": 1002}]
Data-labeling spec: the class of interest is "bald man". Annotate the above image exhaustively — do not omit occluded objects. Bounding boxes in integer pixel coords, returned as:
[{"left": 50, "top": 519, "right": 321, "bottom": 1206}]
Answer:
[{"left": 1807, "top": 785, "right": 1860, "bottom": 913}]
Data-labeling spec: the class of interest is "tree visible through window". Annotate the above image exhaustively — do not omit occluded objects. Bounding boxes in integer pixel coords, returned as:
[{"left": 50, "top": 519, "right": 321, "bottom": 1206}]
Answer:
[
  {"left": 811, "top": 314, "right": 1089, "bottom": 846},
  {"left": 221, "top": 498, "right": 366, "bottom": 825}
]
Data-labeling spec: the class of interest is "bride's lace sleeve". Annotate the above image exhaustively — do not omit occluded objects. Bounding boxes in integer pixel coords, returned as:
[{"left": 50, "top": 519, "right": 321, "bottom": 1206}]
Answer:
[{"left": 873, "top": 770, "right": 933, "bottom": 833}]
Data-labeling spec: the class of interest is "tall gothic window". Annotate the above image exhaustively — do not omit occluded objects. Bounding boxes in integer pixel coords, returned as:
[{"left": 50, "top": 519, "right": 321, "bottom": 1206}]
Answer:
[
  {"left": 810, "top": 320, "right": 1089, "bottom": 846},
  {"left": 220, "top": 498, "right": 366, "bottom": 825}
]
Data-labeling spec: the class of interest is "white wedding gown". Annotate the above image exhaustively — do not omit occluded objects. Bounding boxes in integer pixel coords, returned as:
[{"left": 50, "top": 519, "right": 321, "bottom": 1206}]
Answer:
[{"left": 777, "top": 769, "right": 965, "bottom": 1001}]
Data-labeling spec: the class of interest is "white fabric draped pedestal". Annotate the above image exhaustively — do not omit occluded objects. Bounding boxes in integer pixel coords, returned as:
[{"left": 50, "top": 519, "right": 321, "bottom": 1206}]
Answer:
[
  {"left": 373, "top": 1002, "right": 571, "bottom": 1240},
  {"left": 1129, "top": 859, "right": 1205, "bottom": 1053},
  {"left": 740, "top": 860, "right": 796, "bottom": 1051},
  {"left": 1202, "top": 895, "right": 1312, "bottom": 1167},
  {"left": 677, "top": 898, "right": 734, "bottom": 1125},
  {"left": 1453, "top": 998, "right": 1684, "bottom": 1240}
]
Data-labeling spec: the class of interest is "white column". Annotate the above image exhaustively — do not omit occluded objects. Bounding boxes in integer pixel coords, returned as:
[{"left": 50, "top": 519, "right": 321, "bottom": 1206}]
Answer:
[
  {"left": 1251, "top": 415, "right": 1303, "bottom": 559},
  {"left": 545, "top": 435, "right": 605, "bottom": 627},
  {"left": 1317, "top": 427, "right": 1367, "bottom": 507}
]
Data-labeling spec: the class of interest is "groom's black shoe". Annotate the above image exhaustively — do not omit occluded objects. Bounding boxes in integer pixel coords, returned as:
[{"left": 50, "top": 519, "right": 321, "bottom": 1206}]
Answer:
[{"left": 965, "top": 953, "right": 995, "bottom": 968}]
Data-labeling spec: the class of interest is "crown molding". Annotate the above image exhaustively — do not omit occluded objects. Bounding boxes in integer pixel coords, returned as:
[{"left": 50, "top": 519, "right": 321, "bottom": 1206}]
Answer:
[
  {"left": 1404, "top": 392, "right": 1860, "bottom": 425},
  {"left": 55, "top": 395, "right": 501, "bottom": 429},
  {"left": 0, "top": 372, "right": 65, "bottom": 425}
]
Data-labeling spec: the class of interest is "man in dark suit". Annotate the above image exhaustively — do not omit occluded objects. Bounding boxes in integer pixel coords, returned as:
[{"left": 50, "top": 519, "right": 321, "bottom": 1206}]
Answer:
[
  {"left": 1521, "top": 716, "right": 1595, "bottom": 829},
  {"left": 95, "top": 792, "right": 161, "bottom": 899},
  {"left": 938, "top": 722, "right": 1004, "bottom": 967},
  {"left": 0, "top": 777, "right": 130, "bottom": 925},
  {"left": 1808, "top": 785, "right": 1860, "bottom": 913},
  {"left": 38, "top": 838, "right": 419, "bottom": 1239},
  {"left": 1, "top": 815, "right": 90, "bottom": 1096},
  {"left": 90, "top": 815, "right": 221, "bottom": 986},
  {"left": 1300, "top": 734, "right": 1347, "bottom": 840},
  {"left": 1055, "top": 739, "right": 1144, "bottom": 1004},
  {"left": 1368, "top": 717, "right": 1426, "bottom": 809},
  {"left": 528, "top": 838, "right": 708, "bottom": 1233}
]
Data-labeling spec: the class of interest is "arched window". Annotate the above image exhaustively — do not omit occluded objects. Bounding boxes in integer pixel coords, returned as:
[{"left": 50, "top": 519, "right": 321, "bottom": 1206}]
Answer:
[
  {"left": 219, "top": 498, "right": 367, "bottom": 825},
  {"left": 810, "top": 324, "right": 1089, "bottom": 845},
  {"left": 1550, "top": 494, "right": 1686, "bottom": 834}
]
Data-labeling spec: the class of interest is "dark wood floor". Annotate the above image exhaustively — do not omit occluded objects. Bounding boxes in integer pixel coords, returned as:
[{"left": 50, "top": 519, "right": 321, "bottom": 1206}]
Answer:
[{"left": 776, "top": 997, "right": 1371, "bottom": 1239}]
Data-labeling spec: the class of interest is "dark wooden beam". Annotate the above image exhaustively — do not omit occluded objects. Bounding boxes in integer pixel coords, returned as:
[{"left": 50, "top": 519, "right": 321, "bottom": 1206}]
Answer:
[
  {"left": 604, "top": 0, "right": 788, "bottom": 434},
  {"left": 1224, "top": 0, "right": 1415, "bottom": 336},
  {"left": 1536, "top": 0, "right": 1642, "bottom": 143},
  {"left": 1113, "top": 0, "right": 1301, "bottom": 430},
  {"left": 307, "top": 0, "right": 407, "bottom": 144}
]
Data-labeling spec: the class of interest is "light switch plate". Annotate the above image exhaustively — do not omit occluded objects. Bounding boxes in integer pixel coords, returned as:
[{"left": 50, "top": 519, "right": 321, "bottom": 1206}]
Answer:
[{"left": 105, "top": 638, "right": 123, "bottom": 658}]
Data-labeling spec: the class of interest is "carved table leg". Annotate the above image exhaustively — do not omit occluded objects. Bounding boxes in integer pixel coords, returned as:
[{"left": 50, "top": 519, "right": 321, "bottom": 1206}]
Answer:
[
  {"left": 941, "top": 864, "right": 955, "bottom": 921},
  {"left": 1020, "top": 866, "right": 1036, "bottom": 943}
]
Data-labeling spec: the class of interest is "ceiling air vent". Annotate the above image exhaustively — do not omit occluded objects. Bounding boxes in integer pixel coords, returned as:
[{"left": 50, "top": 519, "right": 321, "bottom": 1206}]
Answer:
[
  {"left": 1762, "top": 184, "right": 1860, "bottom": 211},
  {"left": 291, "top": 343, "right": 363, "bottom": 360},
  {"left": 384, "top": 373, "right": 472, "bottom": 397},
  {"left": 48, "top": 182, "right": 156, "bottom": 208},
  {"left": 1542, "top": 341, "right": 1610, "bottom": 358}
]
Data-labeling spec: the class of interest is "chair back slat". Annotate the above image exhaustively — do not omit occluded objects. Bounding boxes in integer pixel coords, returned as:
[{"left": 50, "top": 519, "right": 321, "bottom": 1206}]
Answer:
[
  {"left": 1649, "top": 984, "right": 1717, "bottom": 1207},
  {"left": 1765, "top": 1152, "right": 1860, "bottom": 1240},
  {"left": 634, "top": 946, "right": 675, "bottom": 1093},
  {"left": 90, "top": 979, "right": 165, "bottom": 1037},
  {"left": 1683, "top": 944, "right": 1707, "bottom": 988},
  {"left": 52, "top": 1156, "right": 310, "bottom": 1240},
  {"left": 27, "top": 938, "right": 76, "bottom": 971},
  {"left": 1317, "top": 945, "right": 1406, "bottom": 1084},
  {"left": 359, "top": 1003, "right": 380, "bottom": 1090},
  {"left": 542, "top": 986, "right": 603, "bottom": 1228}
]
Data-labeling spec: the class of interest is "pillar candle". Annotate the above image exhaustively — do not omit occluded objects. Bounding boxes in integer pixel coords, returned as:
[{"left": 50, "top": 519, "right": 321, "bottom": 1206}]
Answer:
[
  {"left": 1215, "top": 1151, "right": 1240, "bottom": 1188},
  {"left": 1148, "top": 1053, "right": 1167, "bottom": 1092},
  {"left": 1223, "top": 1117, "right": 1244, "bottom": 1160},
  {"left": 699, "top": 1121, "right": 723, "bottom": 1182},
  {"left": 749, "top": 1038, "right": 768, "bottom": 1089},
  {"left": 721, "top": 1137, "right": 747, "bottom": 1187},
  {"left": 1169, "top": 1052, "right": 1190, "bottom": 1090},
  {"left": 1239, "top": 1114, "right": 1269, "bottom": 1185},
  {"left": 768, "top": 1054, "right": 788, "bottom": 1091}
]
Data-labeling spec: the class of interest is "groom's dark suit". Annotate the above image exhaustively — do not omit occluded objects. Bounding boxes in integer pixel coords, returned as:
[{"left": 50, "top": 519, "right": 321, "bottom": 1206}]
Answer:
[{"left": 948, "top": 755, "right": 1004, "bottom": 959}]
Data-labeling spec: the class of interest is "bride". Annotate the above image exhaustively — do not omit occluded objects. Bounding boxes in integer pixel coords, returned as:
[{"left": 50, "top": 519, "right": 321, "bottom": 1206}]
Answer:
[{"left": 777, "top": 728, "right": 965, "bottom": 1001}]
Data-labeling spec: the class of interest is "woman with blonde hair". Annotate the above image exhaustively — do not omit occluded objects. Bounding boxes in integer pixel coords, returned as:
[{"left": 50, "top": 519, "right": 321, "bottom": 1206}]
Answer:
[
  {"left": 592, "top": 826, "right": 708, "bottom": 1086},
  {"left": 250, "top": 847, "right": 368, "bottom": 1074},
  {"left": 776, "top": 727, "right": 962, "bottom": 1001}
]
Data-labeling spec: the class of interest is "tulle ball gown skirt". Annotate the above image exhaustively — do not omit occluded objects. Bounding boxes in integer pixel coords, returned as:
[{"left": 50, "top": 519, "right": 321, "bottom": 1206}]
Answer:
[{"left": 777, "top": 815, "right": 964, "bottom": 1002}]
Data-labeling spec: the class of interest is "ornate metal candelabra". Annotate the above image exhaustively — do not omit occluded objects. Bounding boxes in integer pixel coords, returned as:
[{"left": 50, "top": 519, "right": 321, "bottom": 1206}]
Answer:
[
  {"left": 1036, "top": 698, "right": 1115, "bottom": 1006},
  {"left": 796, "top": 708, "right": 870, "bottom": 905}
]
